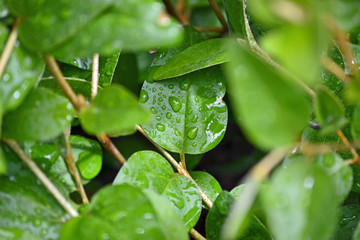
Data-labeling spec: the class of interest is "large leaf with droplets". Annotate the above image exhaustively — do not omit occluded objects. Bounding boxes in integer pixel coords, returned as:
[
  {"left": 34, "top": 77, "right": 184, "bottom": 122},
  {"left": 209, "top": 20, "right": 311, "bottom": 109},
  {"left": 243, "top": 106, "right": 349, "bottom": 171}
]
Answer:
[
  {"left": 260, "top": 159, "right": 338, "bottom": 240},
  {"left": 0, "top": 23, "right": 44, "bottom": 113},
  {"left": 0, "top": 174, "right": 68, "bottom": 240},
  {"left": 60, "top": 184, "right": 188, "bottom": 240},
  {"left": 141, "top": 66, "right": 227, "bottom": 154},
  {"left": 153, "top": 38, "right": 229, "bottom": 80},
  {"left": 2, "top": 88, "right": 75, "bottom": 142},
  {"left": 113, "top": 151, "right": 202, "bottom": 230},
  {"left": 225, "top": 41, "right": 310, "bottom": 150},
  {"left": 79, "top": 84, "right": 151, "bottom": 136}
]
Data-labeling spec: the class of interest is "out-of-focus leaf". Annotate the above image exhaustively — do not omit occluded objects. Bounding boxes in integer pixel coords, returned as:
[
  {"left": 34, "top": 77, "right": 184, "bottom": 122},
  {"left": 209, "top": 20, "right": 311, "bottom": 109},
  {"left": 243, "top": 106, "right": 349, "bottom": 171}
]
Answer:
[
  {"left": 2, "top": 88, "right": 75, "bottom": 142},
  {"left": 113, "top": 151, "right": 202, "bottom": 230},
  {"left": 225, "top": 41, "right": 310, "bottom": 150},
  {"left": 79, "top": 84, "right": 151, "bottom": 136},
  {"left": 330, "top": 0, "right": 360, "bottom": 32},
  {"left": 0, "top": 147, "right": 6, "bottom": 175},
  {"left": 260, "top": 159, "right": 337, "bottom": 240},
  {"left": 60, "top": 184, "right": 188, "bottom": 240},
  {"left": 153, "top": 38, "right": 229, "bottom": 80},
  {"left": 352, "top": 103, "right": 360, "bottom": 140}
]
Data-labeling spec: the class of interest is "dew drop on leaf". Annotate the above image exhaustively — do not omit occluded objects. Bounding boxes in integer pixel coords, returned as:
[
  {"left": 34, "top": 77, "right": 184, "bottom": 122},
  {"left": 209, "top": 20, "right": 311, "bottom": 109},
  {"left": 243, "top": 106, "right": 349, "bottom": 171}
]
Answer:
[
  {"left": 139, "top": 90, "right": 149, "bottom": 103},
  {"left": 156, "top": 123, "right": 165, "bottom": 131},
  {"left": 150, "top": 107, "right": 157, "bottom": 114},
  {"left": 187, "top": 127, "right": 198, "bottom": 140},
  {"left": 179, "top": 81, "right": 190, "bottom": 91},
  {"left": 169, "top": 96, "right": 182, "bottom": 112},
  {"left": 166, "top": 112, "right": 172, "bottom": 119}
]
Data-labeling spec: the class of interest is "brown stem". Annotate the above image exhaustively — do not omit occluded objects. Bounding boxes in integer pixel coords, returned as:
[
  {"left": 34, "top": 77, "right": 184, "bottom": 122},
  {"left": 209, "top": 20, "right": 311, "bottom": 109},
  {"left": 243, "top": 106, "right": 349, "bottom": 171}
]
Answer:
[
  {"left": 207, "top": 0, "right": 228, "bottom": 31},
  {"left": 162, "top": 0, "right": 189, "bottom": 25},
  {"left": 190, "top": 228, "right": 207, "bottom": 240},
  {"left": 336, "top": 130, "right": 359, "bottom": 165},
  {"left": 43, "top": 55, "right": 82, "bottom": 111},
  {"left": 97, "top": 133, "right": 127, "bottom": 165},
  {"left": 91, "top": 53, "right": 99, "bottom": 99},
  {"left": 136, "top": 124, "right": 213, "bottom": 208},
  {"left": 0, "top": 18, "right": 21, "bottom": 80},
  {"left": 176, "top": 0, "right": 189, "bottom": 24},
  {"left": 63, "top": 129, "right": 89, "bottom": 204},
  {"left": 3, "top": 138, "right": 79, "bottom": 217},
  {"left": 321, "top": 56, "right": 348, "bottom": 83},
  {"left": 193, "top": 26, "right": 224, "bottom": 33}
]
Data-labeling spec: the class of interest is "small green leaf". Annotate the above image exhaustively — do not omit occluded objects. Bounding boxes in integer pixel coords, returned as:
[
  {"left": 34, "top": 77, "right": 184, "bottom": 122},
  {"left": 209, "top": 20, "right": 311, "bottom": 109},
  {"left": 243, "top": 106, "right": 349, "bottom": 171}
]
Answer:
[
  {"left": 0, "top": 175, "right": 67, "bottom": 239},
  {"left": 315, "top": 86, "right": 348, "bottom": 134},
  {"left": 189, "top": 171, "right": 222, "bottom": 203},
  {"left": 223, "top": 0, "right": 246, "bottom": 38},
  {"left": 350, "top": 165, "right": 360, "bottom": 194},
  {"left": 79, "top": 84, "right": 151, "bottom": 136},
  {"left": 0, "top": 23, "right": 44, "bottom": 113},
  {"left": 352, "top": 103, "right": 360, "bottom": 140},
  {"left": 113, "top": 151, "right": 202, "bottom": 230},
  {"left": 0, "top": 147, "right": 6, "bottom": 175},
  {"left": 206, "top": 191, "right": 234, "bottom": 240},
  {"left": 225, "top": 41, "right": 310, "bottom": 150},
  {"left": 153, "top": 38, "right": 229, "bottom": 80},
  {"left": 2, "top": 88, "right": 75, "bottom": 142},
  {"left": 260, "top": 158, "right": 338, "bottom": 240},
  {"left": 98, "top": 53, "right": 120, "bottom": 87},
  {"left": 0, "top": 228, "right": 39, "bottom": 240},
  {"left": 61, "top": 184, "right": 188, "bottom": 240},
  {"left": 141, "top": 66, "right": 227, "bottom": 154},
  {"left": 333, "top": 205, "right": 360, "bottom": 240}
]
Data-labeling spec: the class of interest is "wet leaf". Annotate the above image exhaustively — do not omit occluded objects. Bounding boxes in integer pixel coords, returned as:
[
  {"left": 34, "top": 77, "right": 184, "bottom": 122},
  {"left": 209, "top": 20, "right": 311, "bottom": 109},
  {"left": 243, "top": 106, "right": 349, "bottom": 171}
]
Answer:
[
  {"left": 0, "top": 147, "right": 6, "bottom": 175},
  {"left": 79, "top": 84, "right": 151, "bottom": 136},
  {"left": 352, "top": 103, "right": 360, "bottom": 140},
  {"left": 260, "top": 159, "right": 337, "bottom": 240},
  {"left": 0, "top": 228, "right": 39, "bottom": 240},
  {"left": 225, "top": 41, "right": 310, "bottom": 150},
  {"left": 333, "top": 205, "right": 360, "bottom": 240},
  {"left": 98, "top": 53, "right": 120, "bottom": 87},
  {"left": 189, "top": 171, "right": 222, "bottom": 203},
  {"left": 141, "top": 66, "right": 227, "bottom": 154},
  {"left": 0, "top": 174, "right": 68, "bottom": 240},
  {"left": 0, "top": 23, "right": 44, "bottom": 113},
  {"left": 113, "top": 151, "right": 202, "bottom": 230},
  {"left": 153, "top": 38, "right": 229, "bottom": 80},
  {"left": 60, "top": 184, "right": 188, "bottom": 240},
  {"left": 2, "top": 88, "right": 75, "bottom": 142}
]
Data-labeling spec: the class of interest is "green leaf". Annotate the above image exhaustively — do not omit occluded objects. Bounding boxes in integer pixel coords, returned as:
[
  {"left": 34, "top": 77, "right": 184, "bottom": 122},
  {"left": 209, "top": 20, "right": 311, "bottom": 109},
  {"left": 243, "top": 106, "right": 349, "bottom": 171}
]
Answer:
[
  {"left": 225, "top": 41, "right": 310, "bottom": 150},
  {"left": 315, "top": 86, "right": 348, "bottom": 134},
  {"left": 333, "top": 205, "right": 360, "bottom": 240},
  {"left": 98, "top": 53, "right": 120, "bottom": 87},
  {"left": 314, "top": 153, "right": 353, "bottom": 204},
  {"left": 79, "top": 84, "right": 151, "bottom": 136},
  {"left": 206, "top": 191, "right": 235, "bottom": 240},
  {"left": 330, "top": 0, "right": 360, "bottom": 32},
  {"left": 0, "top": 23, "right": 44, "bottom": 113},
  {"left": 350, "top": 165, "right": 360, "bottom": 194},
  {"left": 60, "top": 184, "right": 188, "bottom": 240},
  {"left": 0, "top": 147, "right": 6, "bottom": 175},
  {"left": 260, "top": 159, "right": 338, "bottom": 240},
  {"left": 0, "top": 175, "right": 67, "bottom": 240},
  {"left": 153, "top": 38, "right": 229, "bottom": 80},
  {"left": 223, "top": 0, "right": 246, "bottom": 38},
  {"left": 113, "top": 151, "right": 202, "bottom": 230},
  {"left": 2, "top": 88, "right": 75, "bottom": 142},
  {"left": 141, "top": 66, "right": 227, "bottom": 154},
  {"left": 51, "top": 1, "right": 183, "bottom": 58},
  {"left": 189, "top": 171, "right": 222, "bottom": 203},
  {"left": 352, "top": 103, "right": 360, "bottom": 140},
  {"left": 0, "top": 228, "right": 39, "bottom": 240}
]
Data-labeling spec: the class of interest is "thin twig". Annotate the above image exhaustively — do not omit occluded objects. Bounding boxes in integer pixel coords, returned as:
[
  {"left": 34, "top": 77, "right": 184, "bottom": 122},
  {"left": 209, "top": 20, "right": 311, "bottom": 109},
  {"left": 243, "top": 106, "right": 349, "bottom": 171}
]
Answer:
[
  {"left": 336, "top": 129, "right": 359, "bottom": 165},
  {"left": 162, "top": 0, "right": 189, "bottom": 25},
  {"left": 180, "top": 152, "right": 186, "bottom": 169},
  {"left": 190, "top": 228, "right": 207, "bottom": 240},
  {"left": 221, "top": 147, "right": 290, "bottom": 240},
  {"left": 0, "top": 18, "right": 21, "bottom": 80},
  {"left": 44, "top": 55, "right": 82, "bottom": 111},
  {"left": 63, "top": 129, "right": 89, "bottom": 204},
  {"left": 207, "top": 0, "right": 228, "bottom": 31},
  {"left": 321, "top": 56, "right": 348, "bottom": 83},
  {"left": 3, "top": 138, "right": 79, "bottom": 217},
  {"left": 176, "top": 0, "right": 189, "bottom": 24},
  {"left": 91, "top": 53, "right": 99, "bottom": 99},
  {"left": 97, "top": 133, "right": 127, "bottom": 165},
  {"left": 136, "top": 124, "right": 214, "bottom": 208},
  {"left": 193, "top": 26, "right": 224, "bottom": 33}
]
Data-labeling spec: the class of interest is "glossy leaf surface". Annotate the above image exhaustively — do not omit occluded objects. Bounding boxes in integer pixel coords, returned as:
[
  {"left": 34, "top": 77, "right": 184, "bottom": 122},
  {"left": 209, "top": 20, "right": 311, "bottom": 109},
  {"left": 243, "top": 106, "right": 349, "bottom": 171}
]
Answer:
[
  {"left": 333, "top": 205, "right": 360, "bottom": 240},
  {"left": 2, "top": 88, "right": 75, "bottom": 141},
  {"left": 0, "top": 23, "right": 44, "bottom": 113},
  {"left": 225, "top": 41, "right": 310, "bottom": 150},
  {"left": 261, "top": 159, "right": 337, "bottom": 240},
  {"left": 190, "top": 171, "right": 222, "bottom": 203},
  {"left": 141, "top": 66, "right": 227, "bottom": 154},
  {"left": 60, "top": 184, "right": 188, "bottom": 240},
  {"left": 153, "top": 38, "right": 229, "bottom": 80},
  {"left": 223, "top": 0, "right": 246, "bottom": 38},
  {"left": 113, "top": 151, "right": 202, "bottom": 230},
  {"left": 80, "top": 84, "right": 151, "bottom": 136}
]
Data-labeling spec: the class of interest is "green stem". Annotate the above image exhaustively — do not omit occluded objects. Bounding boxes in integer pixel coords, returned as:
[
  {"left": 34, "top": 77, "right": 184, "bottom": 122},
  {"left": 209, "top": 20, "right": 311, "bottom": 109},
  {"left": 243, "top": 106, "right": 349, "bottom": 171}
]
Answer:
[
  {"left": 2, "top": 138, "right": 79, "bottom": 217},
  {"left": 190, "top": 228, "right": 207, "bottom": 240}
]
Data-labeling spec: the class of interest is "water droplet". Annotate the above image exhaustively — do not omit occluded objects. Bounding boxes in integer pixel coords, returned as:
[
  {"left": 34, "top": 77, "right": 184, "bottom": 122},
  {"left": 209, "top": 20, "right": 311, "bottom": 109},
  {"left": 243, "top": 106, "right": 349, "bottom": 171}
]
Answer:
[
  {"left": 161, "top": 105, "right": 166, "bottom": 110},
  {"left": 176, "top": 117, "right": 180, "bottom": 123},
  {"left": 169, "top": 96, "right": 182, "bottom": 112},
  {"left": 166, "top": 112, "right": 172, "bottom": 119},
  {"left": 160, "top": 87, "right": 164, "bottom": 90},
  {"left": 303, "top": 176, "right": 314, "bottom": 189},
  {"left": 194, "top": 96, "right": 199, "bottom": 103},
  {"left": 175, "top": 130, "right": 181, "bottom": 136},
  {"left": 171, "top": 90, "right": 176, "bottom": 94},
  {"left": 169, "top": 84, "right": 174, "bottom": 89},
  {"left": 153, "top": 99, "right": 156, "bottom": 104},
  {"left": 139, "top": 90, "right": 149, "bottom": 103},
  {"left": 152, "top": 88, "right": 156, "bottom": 92},
  {"left": 13, "top": 90, "right": 20, "bottom": 100},
  {"left": 187, "top": 127, "right": 198, "bottom": 139},
  {"left": 180, "top": 81, "right": 190, "bottom": 91},
  {"left": 156, "top": 116, "right": 161, "bottom": 121},
  {"left": 60, "top": 178, "right": 66, "bottom": 184},
  {"left": 150, "top": 107, "right": 157, "bottom": 114},
  {"left": 33, "top": 218, "right": 41, "bottom": 226},
  {"left": 3, "top": 73, "right": 10, "bottom": 82},
  {"left": 187, "top": 109, "right": 193, "bottom": 115},
  {"left": 9, "top": 175, "right": 16, "bottom": 182},
  {"left": 156, "top": 123, "right": 165, "bottom": 132},
  {"left": 162, "top": 94, "right": 166, "bottom": 98},
  {"left": 192, "top": 142, "right": 197, "bottom": 147},
  {"left": 158, "top": 97, "right": 163, "bottom": 102},
  {"left": 106, "top": 70, "right": 112, "bottom": 76},
  {"left": 191, "top": 115, "right": 198, "bottom": 123},
  {"left": 136, "top": 228, "right": 145, "bottom": 235},
  {"left": 199, "top": 107, "right": 204, "bottom": 112}
]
